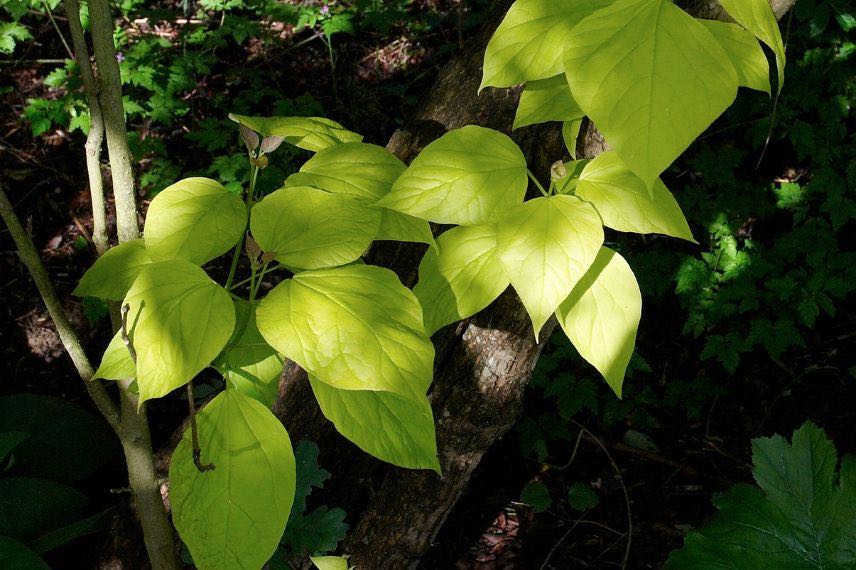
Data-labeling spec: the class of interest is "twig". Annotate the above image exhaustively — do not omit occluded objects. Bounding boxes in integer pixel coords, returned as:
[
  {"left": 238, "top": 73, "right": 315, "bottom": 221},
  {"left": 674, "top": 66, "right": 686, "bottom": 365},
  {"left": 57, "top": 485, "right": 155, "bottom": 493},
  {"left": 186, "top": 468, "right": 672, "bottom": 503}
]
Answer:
[
  {"left": 43, "top": 0, "right": 75, "bottom": 60},
  {"left": 570, "top": 420, "right": 632, "bottom": 568},
  {"left": 0, "top": 185, "right": 119, "bottom": 430}
]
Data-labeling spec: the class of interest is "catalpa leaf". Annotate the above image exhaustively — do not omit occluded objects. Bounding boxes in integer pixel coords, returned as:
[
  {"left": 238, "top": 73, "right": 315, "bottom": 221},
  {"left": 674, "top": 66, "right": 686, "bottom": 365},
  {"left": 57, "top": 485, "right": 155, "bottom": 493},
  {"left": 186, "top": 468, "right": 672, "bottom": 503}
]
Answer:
[
  {"left": 718, "top": 0, "right": 786, "bottom": 93},
  {"left": 513, "top": 75, "right": 583, "bottom": 130},
  {"left": 497, "top": 195, "right": 603, "bottom": 340},
  {"left": 251, "top": 186, "right": 380, "bottom": 270},
  {"left": 375, "top": 208, "right": 436, "bottom": 251},
  {"left": 576, "top": 152, "right": 695, "bottom": 242},
  {"left": 309, "top": 375, "right": 440, "bottom": 472},
  {"left": 702, "top": 20, "right": 771, "bottom": 94},
  {"left": 377, "top": 126, "right": 527, "bottom": 225},
  {"left": 93, "top": 330, "right": 135, "bottom": 382},
  {"left": 283, "top": 142, "right": 405, "bottom": 200},
  {"left": 170, "top": 390, "right": 296, "bottom": 570},
  {"left": 564, "top": 0, "right": 738, "bottom": 187},
  {"left": 73, "top": 239, "right": 152, "bottom": 300},
  {"left": 311, "top": 556, "right": 349, "bottom": 570},
  {"left": 562, "top": 118, "right": 583, "bottom": 159},
  {"left": 413, "top": 224, "right": 509, "bottom": 335},
  {"left": 556, "top": 248, "right": 641, "bottom": 396},
  {"left": 256, "top": 265, "right": 434, "bottom": 402},
  {"left": 144, "top": 178, "right": 247, "bottom": 265},
  {"left": 123, "top": 260, "right": 235, "bottom": 404},
  {"left": 481, "top": 0, "right": 615, "bottom": 89},
  {"left": 228, "top": 114, "right": 363, "bottom": 152},
  {"left": 220, "top": 300, "right": 282, "bottom": 408},
  {"left": 667, "top": 422, "right": 856, "bottom": 568}
]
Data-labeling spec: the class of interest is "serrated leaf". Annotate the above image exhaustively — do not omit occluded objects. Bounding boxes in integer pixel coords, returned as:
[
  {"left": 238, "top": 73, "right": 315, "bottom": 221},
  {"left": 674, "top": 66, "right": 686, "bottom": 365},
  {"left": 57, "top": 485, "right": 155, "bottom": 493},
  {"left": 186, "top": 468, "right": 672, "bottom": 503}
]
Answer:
[
  {"left": 73, "top": 239, "right": 152, "bottom": 300},
  {"left": 256, "top": 265, "right": 434, "bottom": 402},
  {"left": 144, "top": 178, "right": 247, "bottom": 265},
  {"left": 311, "top": 556, "right": 349, "bottom": 570},
  {"left": 556, "top": 248, "right": 641, "bottom": 397},
  {"left": 220, "top": 300, "right": 282, "bottom": 408},
  {"left": 250, "top": 186, "right": 380, "bottom": 269},
  {"left": 283, "top": 506, "right": 348, "bottom": 556},
  {"left": 564, "top": 0, "right": 738, "bottom": 186},
  {"left": 0, "top": 536, "right": 49, "bottom": 569},
  {"left": 702, "top": 20, "right": 771, "bottom": 94},
  {"left": 291, "top": 441, "right": 330, "bottom": 515},
  {"left": 480, "top": 0, "right": 614, "bottom": 89},
  {"left": 513, "top": 75, "right": 583, "bottom": 130},
  {"left": 228, "top": 114, "right": 363, "bottom": 152},
  {"left": 718, "top": 0, "right": 786, "bottom": 93},
  {"left": 309, "top": 375, "right": 440, "bottom": 472},
  {"left": 123, "top": 260, "right": 235, "bottom": 403},
  {"left": 93, "top": 330, "right": 135, "bottom": 381},
  {"left": 377, "top": 126, "right": 527, "bottom": 225},
  {"left": 283, "top": 142, "right": 405, "bottom": 200},
  {"left": 667, "top": 422, "right": 856, "bottom": 568},
  {"left": 576, "top": 151, "right": 695, "bottom": 242},
  {"left": 497, "top": 195, "right": 603, "bottom": 340},
  {"left": 375, "top": 208, "right": 436, "bottom": 250},
  {"left": 170, "top": 390, "right": 296, "bottom": 570},
  {"left": 413, "top": 224, "right": 509, "bottom": 335}
]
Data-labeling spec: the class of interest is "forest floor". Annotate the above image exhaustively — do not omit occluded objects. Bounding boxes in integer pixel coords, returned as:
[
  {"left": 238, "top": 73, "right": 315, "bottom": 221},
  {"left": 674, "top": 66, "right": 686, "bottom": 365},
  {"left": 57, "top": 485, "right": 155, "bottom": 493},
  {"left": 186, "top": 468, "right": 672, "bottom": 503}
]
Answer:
[{"left": 1, "top": 2, "right": 854, "bottom": 568}]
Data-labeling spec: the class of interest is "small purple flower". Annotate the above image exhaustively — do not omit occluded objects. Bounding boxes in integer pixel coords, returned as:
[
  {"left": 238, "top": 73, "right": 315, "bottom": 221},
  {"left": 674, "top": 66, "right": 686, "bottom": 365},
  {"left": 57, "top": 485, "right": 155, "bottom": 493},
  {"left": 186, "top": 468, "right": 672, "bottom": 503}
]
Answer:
[
  {"left": 116, "top": 52, "right": 125, "bottom": 62},
  {"left": 320, "top": 5, "right": 329, "bottom": 15}
]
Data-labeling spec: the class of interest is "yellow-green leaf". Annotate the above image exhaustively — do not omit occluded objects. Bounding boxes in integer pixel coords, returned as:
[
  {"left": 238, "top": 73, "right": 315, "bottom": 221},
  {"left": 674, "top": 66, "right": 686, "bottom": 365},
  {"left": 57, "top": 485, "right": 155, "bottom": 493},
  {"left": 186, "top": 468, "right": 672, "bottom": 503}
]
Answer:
[
  {"left": 497, "top": 195, "right": 603, "bottom": 340},
  {"left": 702, "top": 20, "right": 771, "bottom": 94},
  {"left": 718, "top": 0, "right": 786, "bottom": 93},
  {"left": 375, "top": 208, "right": 436, "bottom": 251},
  {"left": 310, "top": 556, "right": 349, "bottom": 570},
  {"left": 576, "top": 151, "right": 695, "bottom": 242},
  {"left": 73, "top": 239, "right": 152, "bottom": 301},
  {"left": 513, "top": 75, "right": 583, "bottom": 130},
  {"left": 144, "top": 178, "right": 247, "bottom": 265},
  {"left": 93, "top": 330, "right": 134, "bottom": 381},
  {"left": 256, "top": 265, "right": 434, "bottom": 402},
  {"left": 556, "top": 247, "right": 641, "bottom": 396},
  {"left": 220, "top": 301, "right": 283, "bottom": 408},
  {"left": 413, "top": 224, "right": 509, "bottom": 335},
  {"left": 170, "top": 390, "right": 296, "bottom": 570},
  {"left": 228, "top": 114, "right": 363, "bottom": 152},
  {"left": 309, "top": 375, "right": 440, "bottom": 472},
  {"left": 564, "top": 0, "right": 738, "bottom": 187},
  {"left": 123, "top": 260, "right": 235, "bottom": 404}
]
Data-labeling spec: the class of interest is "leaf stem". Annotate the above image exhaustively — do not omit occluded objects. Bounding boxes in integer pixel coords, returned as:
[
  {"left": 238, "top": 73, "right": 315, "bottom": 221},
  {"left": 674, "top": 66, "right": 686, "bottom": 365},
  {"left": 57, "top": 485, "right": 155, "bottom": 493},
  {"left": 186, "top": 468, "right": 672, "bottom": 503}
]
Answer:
[
  {"left": 528, "top": 169, "right": 549, "bottom": 197},
  {"left": 186, "top": 380, "right": 215, "bottom": 472}
]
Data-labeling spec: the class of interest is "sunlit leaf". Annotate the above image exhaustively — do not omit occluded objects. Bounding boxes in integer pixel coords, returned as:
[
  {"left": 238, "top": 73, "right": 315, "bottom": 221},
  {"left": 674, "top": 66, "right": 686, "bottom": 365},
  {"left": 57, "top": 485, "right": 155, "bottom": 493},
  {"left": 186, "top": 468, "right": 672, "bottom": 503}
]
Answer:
[
  {"left": 377, "top": 126, "right": 527, "bottom": 225},
  {"left": 413, "top": 224, "right": 509, "bottom": 335},
  {"left": 564, "top": 0, "right": 738, "bottom": 186},
  {"left": 93, "top": 330, "right": 135, "bottom": 382},
  {"left": 702, "top": 20, "right": 771, "bottom": 94},
  {"left": 144, "top": 178, "right": 247, "bottom": 265},
  {"left": 497, "top": 195, "right": 603, "bottom": 340},
  {"left": 228, "top": 114, "right": 363, "bottom": 152},
  {"left": 309, "top": 375, "right": 440, "bottom": 472},
  {"left": 556, "top": 248, "right": 641, "bottom": 396},
  {"left": 251, "top": 186, "right": 380, "bottom": 269},
  {"left": 73, "top": 239, "right": 152, "bottom": 300},
  {"left": 374, "top": 208, "right": 436, "bottom": 250},
  {"left": 513, "top": 75, "right": 583, "bottom": 130},
  {"left": 256, "top": 265, "right": 433, "bottom": 402},
  {"left": 170, "top": 390, "right": 296, "bottom": 570},
  {"left": 310, "top": 555, "right": 349, "bottom": 570},
  {"left": 576, "top": 151, "right": 695, "bottom": 242},
  {"left": 123, "top": 260, "right": 235, "bottom": 404},
  {"left": 481, "top": 0, "right": 614, "bottom": 89},
  {"left": 283, "top": 142, "right": 405, "bottom": 200},
  {"left": 718, "top": 0, "right": 786, "bottom": 92}
]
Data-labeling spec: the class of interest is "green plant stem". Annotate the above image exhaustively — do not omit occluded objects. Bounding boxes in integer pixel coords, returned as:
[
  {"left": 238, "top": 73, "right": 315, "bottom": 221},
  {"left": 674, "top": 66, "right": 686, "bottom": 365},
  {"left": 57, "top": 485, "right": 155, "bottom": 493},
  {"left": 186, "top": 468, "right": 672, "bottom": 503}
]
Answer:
[
  {"left": 528, "top": 169, "right": 549, "bottom": 197},
  {"left": 43, "top": 0, "right": 74, "bottom": 59},
  {"left": 88, "top": 0, "right": 139, "bottom": 244},
  {"left": 225, "top": 162, "right": 259, "bottom": 290},
  {"left": 0, "top": 186, "right": 119, "bottom": 429},
  {"left": 63, "top": 0, "right": 108, "bottom": 256}
]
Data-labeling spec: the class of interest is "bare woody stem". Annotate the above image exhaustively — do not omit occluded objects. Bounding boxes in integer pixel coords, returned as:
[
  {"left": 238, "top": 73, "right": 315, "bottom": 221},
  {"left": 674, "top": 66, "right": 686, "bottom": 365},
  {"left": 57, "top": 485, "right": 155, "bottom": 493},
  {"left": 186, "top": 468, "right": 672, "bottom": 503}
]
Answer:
[
  {"left": 88, "top": 0, "right": 139, "bottom": 244},
  {"left": 0, "top": 186, "right": 119, "bottom": 429},
  {"left": 63, "top": 0, "right": 108, "bottom": 256}
]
